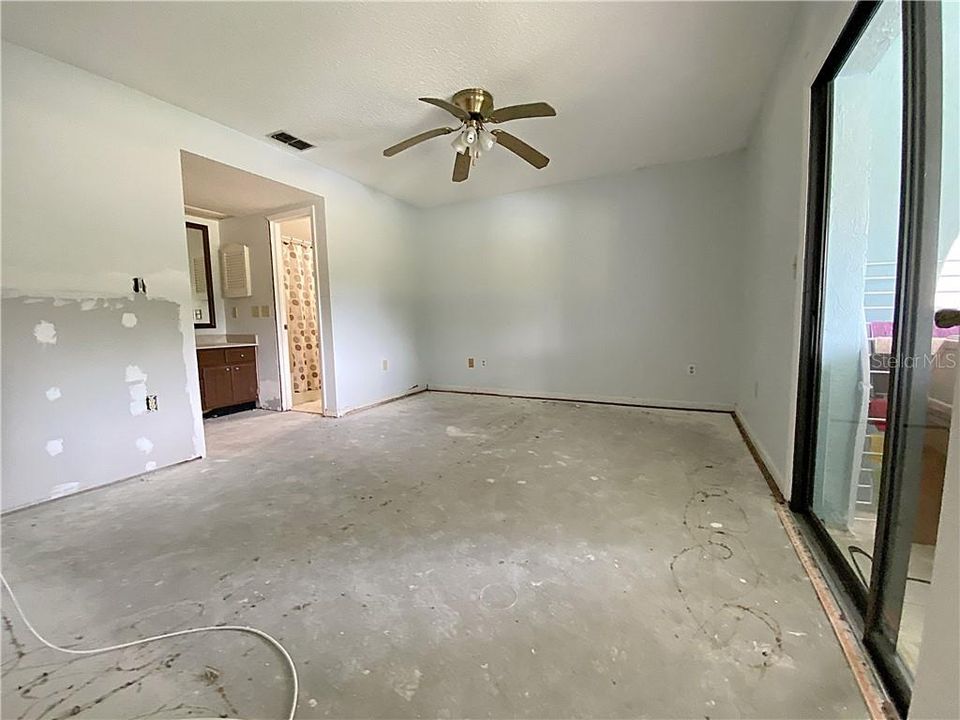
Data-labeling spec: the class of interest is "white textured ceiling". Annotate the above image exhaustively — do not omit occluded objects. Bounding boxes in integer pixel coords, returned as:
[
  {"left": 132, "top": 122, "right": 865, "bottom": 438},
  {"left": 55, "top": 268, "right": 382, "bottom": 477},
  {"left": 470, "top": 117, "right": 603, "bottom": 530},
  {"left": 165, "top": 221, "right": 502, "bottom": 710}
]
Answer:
[
  {"left": 2, "top": 2, "right": 798, "bottom": 208},
  {"left": 181, "top": 151, "right": 317, "bottom": 218}
]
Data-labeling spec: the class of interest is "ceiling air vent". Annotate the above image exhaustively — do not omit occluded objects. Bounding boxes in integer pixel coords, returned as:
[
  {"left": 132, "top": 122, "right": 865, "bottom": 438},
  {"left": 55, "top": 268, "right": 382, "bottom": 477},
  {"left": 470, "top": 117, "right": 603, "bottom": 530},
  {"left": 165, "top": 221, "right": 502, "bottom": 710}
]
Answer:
[{"left": 268, "top": 130, "right": 314, "bottom": 151}]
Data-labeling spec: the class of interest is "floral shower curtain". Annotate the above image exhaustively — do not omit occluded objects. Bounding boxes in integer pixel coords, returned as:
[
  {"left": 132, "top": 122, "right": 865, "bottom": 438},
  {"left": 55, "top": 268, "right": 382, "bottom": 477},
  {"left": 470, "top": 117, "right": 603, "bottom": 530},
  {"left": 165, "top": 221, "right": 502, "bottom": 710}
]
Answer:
[{"left": 282, "top": 238, "right": 321, "bottom": 403}]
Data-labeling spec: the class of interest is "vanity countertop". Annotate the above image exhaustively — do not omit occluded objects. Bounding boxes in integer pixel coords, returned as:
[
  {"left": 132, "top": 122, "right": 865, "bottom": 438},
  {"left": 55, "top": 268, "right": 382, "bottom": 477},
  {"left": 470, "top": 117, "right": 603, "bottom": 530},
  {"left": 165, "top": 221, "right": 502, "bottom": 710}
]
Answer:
[
  {"left": 197, "top": 342, "right": 257, "bottom": 349},
  {"left": 195, "top": 334, "right": 258, "bottom": 350}
]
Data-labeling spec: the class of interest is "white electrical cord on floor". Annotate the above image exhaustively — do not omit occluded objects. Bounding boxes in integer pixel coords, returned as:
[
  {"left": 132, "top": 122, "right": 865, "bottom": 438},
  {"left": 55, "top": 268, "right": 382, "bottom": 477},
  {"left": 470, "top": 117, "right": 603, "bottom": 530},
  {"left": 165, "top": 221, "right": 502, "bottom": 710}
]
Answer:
[{"left": 0, "top": 572, "right": 299, "bottom": 720}]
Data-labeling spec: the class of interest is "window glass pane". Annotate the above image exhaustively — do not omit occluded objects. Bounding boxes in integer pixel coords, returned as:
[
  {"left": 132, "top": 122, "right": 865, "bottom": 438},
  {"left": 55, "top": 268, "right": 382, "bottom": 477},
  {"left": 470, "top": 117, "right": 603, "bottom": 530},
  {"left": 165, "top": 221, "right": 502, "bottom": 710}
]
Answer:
[{"left": 812, "top": 0, "right": 903, "bottom": 590}]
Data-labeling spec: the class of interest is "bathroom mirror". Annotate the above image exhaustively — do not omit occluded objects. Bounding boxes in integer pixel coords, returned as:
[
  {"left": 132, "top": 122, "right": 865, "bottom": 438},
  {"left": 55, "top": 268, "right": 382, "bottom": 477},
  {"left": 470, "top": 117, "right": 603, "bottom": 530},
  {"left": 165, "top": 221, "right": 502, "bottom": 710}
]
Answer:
[{"left": 186, "top": 222, "right": 216, "bottom": 328}]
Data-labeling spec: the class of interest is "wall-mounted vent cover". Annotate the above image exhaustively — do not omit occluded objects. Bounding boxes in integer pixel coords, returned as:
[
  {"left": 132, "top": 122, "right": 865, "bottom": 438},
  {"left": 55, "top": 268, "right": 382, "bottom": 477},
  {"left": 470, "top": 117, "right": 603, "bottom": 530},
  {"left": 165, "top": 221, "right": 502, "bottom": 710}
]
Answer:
[
  {"left": 221, "top": 244, "right": 252, "bottom": 298},
  {"left": 268, "top": 130, "right": 314, "bottom": 151}
]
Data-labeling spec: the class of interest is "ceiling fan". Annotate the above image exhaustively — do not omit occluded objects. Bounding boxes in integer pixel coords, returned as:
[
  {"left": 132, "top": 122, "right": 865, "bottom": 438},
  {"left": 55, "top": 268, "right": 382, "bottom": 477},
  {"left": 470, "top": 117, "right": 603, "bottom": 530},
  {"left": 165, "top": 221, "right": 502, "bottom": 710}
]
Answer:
[{"left": 383, "top": 88, "right": 556, "bottom": 182}]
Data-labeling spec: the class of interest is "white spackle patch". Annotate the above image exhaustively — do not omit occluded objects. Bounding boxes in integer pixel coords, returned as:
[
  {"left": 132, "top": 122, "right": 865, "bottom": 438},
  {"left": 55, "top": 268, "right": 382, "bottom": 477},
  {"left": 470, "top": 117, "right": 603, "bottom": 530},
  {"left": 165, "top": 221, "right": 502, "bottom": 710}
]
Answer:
[
  {"left": 516, "top": 480, "right": 527, "bottom": 485},
  {"left": 145, "top": 461, "right": 158, "bottom": 471},
  {"left": 33, "top": 321, "right": 57, "bottom": 344},
  {"left": 121, "top": 312, "right": 137, "bottom": 328},
  {"left": 390, "top": 667, "right": 423, "bottom": 702},
  {"left": 709, "top": 522, "right": 724, "bottom": 528},
  {"left": 308, "top": 699, "right": 318, "bottom": 708},
  {"left": 556, "top": 460, "right": 567, "bottom": 467},
  {"left": 80, "top": 299, "right": 98, "bottom": 311},
  {"left": 128, "top": 383, "right": 148, "bottom": 416},
  {"left": 485, "top": 478, "right": 496, "bottom": 484},
  {"left": 136, "top": 437, "right": 154, "bottom": 454},
  {"left": 45, "top": 438, "right": 64, "bottom": 456},
  {"left": 590, "top": 475, "right": 600, "bottom": 481},
  {"left": 125, "top": 365, "right": 147, "bottom": 383},
  {"left": 446, "top": 425, "right": 478, "bottom": 438},
  {"left": 50, "top": 482, "right": 79, "bottom": 498},
  {"left": 45, "top": 386, "right": 62, "bottom": 401},
  {"left": 786, "top": 631, "right": 808, "bottom": 637}
]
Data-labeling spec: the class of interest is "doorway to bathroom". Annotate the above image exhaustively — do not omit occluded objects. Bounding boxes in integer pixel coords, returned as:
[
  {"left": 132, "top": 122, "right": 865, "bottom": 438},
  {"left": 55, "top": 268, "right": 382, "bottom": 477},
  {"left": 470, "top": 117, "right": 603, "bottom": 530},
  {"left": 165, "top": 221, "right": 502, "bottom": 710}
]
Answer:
[{"left": 269, "top": 208, "right": 326, "bottom": 415}]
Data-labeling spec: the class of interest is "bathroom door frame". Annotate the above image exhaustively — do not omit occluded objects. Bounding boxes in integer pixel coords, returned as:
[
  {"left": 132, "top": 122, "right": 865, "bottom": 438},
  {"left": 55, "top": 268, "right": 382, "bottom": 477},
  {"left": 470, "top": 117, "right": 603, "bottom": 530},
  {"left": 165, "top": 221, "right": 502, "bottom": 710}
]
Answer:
[
  {"left": 268, "top": 204, "right": 330, "bottom": 414},
  {"left": 791, "top": 1, "right": 944, "bottom": 714}
]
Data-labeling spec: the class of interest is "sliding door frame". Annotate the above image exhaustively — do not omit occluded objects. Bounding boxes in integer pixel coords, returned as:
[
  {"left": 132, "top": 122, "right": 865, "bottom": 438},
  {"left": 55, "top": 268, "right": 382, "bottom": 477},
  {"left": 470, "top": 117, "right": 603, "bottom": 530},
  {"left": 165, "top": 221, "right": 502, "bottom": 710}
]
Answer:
[
  {"left": 791, "top": 1, "right": 943, "bottom": 715},
  {"left": 864, "top": 1, "right": 942, "bottom": 707}
]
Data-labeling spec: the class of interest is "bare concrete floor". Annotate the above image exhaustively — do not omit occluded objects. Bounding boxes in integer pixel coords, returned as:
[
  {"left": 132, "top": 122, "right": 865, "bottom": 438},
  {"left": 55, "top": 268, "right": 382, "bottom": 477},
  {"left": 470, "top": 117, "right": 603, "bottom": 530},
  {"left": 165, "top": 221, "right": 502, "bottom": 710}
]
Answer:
[{"left": 2, "top": 392, "right": 866, "bottom": 719}]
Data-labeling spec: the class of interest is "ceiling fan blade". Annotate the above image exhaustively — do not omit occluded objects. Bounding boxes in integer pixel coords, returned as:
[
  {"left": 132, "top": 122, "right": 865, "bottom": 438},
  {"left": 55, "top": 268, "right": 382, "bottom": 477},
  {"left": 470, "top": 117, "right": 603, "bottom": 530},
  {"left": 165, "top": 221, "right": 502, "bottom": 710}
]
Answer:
[
  {"left": 383, "top": 127, "right": 456, "bottom": 157},
  {"left": 487, "top": 102, "right": 556, "bottom": 123},
  {"left": 452, "top": 151, "right": 471, "bottom": 182},
  {"left": 419, "top": 97, "right": 470, "bottom": 122},
  {"left": 491, "top": 130, "right": 550, "bottom": 169}
]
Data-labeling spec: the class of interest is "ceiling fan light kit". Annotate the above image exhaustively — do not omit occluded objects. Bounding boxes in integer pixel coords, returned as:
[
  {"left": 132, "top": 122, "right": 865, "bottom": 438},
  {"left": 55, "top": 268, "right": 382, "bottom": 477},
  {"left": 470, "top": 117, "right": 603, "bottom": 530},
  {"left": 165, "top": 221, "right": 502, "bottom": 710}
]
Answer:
[{"left": 383, "top": 87, "right": 556, "bottom": 183}]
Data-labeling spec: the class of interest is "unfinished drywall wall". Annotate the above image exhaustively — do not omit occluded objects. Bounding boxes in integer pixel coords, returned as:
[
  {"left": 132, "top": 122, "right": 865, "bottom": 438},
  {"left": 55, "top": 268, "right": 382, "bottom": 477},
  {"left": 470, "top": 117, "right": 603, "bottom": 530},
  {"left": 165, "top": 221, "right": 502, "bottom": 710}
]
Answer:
[
  {"left": 418, "top": 152, "right": 746, "bottom": 410},
  {"left": 1, "top": 41, "right": 423, "bottom": 509},
  {"left": 1, "top": 293, "right": 196, "bottom": 510}
]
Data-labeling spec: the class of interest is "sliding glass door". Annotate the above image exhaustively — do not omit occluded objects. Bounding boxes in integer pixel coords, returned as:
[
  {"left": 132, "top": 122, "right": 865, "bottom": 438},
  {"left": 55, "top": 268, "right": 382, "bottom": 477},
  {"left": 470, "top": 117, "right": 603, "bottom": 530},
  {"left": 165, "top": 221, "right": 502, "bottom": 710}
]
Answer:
[{"left": 794, "top": 1, "right": 957, "bottom": 713}]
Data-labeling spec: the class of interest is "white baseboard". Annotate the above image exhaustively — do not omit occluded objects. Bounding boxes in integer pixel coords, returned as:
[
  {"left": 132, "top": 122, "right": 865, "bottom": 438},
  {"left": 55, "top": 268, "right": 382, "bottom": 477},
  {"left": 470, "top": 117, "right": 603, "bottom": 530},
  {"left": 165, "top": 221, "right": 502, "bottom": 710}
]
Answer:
[
  {"left": 335, "top": 384, "right": 427, "bottom": 417},
  {"left": 427, "top": 384, "right": 734, "bottom": 413},
  {"left": 733, "top": 407, "right": 790, "bottom": 499}
]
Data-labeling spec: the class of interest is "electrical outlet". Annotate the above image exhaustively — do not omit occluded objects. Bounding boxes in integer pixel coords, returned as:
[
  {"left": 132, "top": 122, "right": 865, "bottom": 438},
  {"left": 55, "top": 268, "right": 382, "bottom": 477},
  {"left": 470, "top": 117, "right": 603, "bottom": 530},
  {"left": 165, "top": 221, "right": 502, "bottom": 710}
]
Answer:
[
  {"left": 382, "top": 359, "right": 389, "bottom": 372},
  {"left": 231, "top": 306, "right": 239, "bottom": 319},
  {"left": 467, "top": 357, "right": 475, "bottom": 369},
  {"left": 194, "top": 309, "right": 203, "bottom": 320},
  {"left": 687, "top": 364, "right": 697, "bottom": 376},
  {"left": 145, "top": 395, "right": 158, "bottom": 412},
  {"left": 480, "top": 359, "right": 487, "bottom": 367}
]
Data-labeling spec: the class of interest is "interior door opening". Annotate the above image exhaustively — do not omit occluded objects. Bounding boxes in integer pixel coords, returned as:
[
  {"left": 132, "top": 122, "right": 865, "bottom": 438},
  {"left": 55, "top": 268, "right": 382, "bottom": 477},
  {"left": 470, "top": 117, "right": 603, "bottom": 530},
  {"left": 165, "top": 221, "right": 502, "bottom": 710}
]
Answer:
[{"left": 179, "top": 151, "right": 333, "bottom": 422}]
